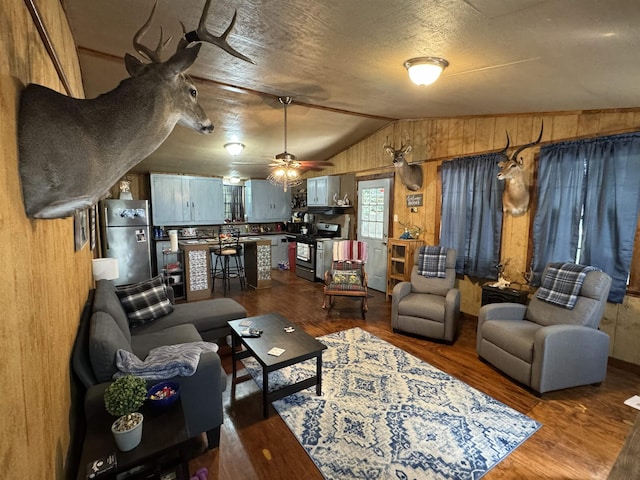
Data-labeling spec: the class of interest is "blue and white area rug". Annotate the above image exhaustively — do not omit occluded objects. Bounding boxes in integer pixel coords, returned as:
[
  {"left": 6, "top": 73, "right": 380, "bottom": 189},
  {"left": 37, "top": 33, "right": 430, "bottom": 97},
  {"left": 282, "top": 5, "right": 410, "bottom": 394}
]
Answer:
[{"left": 242, "top": 327, "right": 541, "bottom": 480}]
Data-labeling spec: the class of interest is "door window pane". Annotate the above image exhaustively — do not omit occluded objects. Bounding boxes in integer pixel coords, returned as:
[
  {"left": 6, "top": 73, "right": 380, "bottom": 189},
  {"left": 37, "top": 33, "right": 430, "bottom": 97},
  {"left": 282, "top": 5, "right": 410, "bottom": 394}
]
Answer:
[{"left": 361, "top": 187, "right": 385, "bottom": 240}]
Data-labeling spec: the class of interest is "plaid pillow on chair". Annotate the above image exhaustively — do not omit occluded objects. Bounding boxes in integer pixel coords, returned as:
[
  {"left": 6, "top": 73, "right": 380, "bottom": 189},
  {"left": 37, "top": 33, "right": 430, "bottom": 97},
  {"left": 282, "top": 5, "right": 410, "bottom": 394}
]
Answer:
[{"left": 116, "top": 276, "right": 173, "bottom": 327}]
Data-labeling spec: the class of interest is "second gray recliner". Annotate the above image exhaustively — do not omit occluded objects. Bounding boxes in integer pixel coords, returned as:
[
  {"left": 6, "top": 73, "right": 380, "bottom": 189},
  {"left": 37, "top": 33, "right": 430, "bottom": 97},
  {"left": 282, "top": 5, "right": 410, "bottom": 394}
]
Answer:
[{"left": 391, "top": 247, "right": 460, "bottom": 342}]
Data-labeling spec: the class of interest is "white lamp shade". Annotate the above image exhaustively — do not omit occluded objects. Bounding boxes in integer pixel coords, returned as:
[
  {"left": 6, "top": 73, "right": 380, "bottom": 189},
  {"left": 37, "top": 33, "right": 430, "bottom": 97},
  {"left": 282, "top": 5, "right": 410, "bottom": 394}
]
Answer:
[
  {"left": 404, "top": 57, "right": 449, "bottom": 86},
  {"left": 92, "top": 258, "right": 119, "bottom": 281}
]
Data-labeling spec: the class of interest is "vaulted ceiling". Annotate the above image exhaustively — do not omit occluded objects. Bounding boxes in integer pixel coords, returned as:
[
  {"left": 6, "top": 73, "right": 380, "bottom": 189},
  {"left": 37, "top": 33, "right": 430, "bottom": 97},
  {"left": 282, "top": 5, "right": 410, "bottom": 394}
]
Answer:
[{"left": 62, "top": 0, "right": 640, "bottom": 180}]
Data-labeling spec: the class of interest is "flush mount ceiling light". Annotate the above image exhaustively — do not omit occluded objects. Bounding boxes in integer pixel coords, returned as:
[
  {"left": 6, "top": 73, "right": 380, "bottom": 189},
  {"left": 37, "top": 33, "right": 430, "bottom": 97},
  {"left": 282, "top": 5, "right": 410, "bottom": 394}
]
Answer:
[
  {"left": 404, "top": 57, "right": 449, "bottom": 86},
  {"left": 224, "top": 142, "right": 245, "bottom": 156}
]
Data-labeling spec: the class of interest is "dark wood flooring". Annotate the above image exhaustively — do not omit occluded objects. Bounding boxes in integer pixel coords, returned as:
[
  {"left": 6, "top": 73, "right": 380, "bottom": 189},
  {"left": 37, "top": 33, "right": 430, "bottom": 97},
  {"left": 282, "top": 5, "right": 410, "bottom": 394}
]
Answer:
[{"left": 188, "top": 269, "right": 640, "bottom": 479}]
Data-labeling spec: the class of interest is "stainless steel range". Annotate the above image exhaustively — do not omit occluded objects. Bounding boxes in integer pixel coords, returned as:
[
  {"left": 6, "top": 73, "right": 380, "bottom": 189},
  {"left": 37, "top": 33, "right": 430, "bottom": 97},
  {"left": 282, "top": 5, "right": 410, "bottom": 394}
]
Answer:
[{"left": 295, "top": 222, "right": 341, "bottom": 281}]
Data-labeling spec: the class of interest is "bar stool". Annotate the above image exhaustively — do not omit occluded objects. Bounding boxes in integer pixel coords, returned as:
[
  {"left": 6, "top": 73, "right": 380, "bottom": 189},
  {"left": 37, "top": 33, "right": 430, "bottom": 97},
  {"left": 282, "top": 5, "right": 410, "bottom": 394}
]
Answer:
[{"left": 211, "top": 226, "right": 245, "bottom": 295}]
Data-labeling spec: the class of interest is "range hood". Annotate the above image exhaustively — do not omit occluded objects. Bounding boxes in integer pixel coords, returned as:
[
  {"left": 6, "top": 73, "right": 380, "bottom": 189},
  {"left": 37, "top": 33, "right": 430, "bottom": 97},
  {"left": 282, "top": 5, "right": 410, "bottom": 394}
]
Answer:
[{"left": 306, "top": 205, "right": 354, "bottom": 215}]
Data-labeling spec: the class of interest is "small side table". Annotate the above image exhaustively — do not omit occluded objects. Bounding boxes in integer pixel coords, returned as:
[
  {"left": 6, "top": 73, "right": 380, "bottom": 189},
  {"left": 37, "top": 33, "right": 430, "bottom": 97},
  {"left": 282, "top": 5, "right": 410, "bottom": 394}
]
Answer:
[
  {"left": 76, "top": 395, "right": 201, "bottom": 480},
  {"left": 481, "top": 284, "right": 529, "bottom": 306}
]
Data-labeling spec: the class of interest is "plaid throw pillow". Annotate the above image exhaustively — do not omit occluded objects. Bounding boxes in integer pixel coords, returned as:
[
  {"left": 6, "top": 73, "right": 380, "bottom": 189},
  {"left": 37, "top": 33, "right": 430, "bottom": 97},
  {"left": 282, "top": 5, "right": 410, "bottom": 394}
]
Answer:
[
  {"left": 417, "top": 246, "right": 447, "bottom": 278},
  {"left": 116, "top": 276, "right": 173, "bottom": 327}
]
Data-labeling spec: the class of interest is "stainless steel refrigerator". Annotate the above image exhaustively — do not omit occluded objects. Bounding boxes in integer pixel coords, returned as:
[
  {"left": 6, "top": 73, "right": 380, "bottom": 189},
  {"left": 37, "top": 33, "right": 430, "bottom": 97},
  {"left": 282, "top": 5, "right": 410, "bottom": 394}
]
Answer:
[{"left": 100, "top": 199, "right": 152, "bottom": 286}]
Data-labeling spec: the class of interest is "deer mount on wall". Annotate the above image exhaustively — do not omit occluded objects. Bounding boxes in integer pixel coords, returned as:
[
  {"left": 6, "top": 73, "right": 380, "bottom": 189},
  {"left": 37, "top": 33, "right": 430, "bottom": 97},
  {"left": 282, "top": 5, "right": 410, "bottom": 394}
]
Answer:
[
  {"left": 496, "top": 123, "right": 543, "bottom": 216},
  {"left": 18, "top": 0, "right": 253, "bottom": 219},
  {"left": 383, "top": 133, "right": 423, "bottom": 191}
]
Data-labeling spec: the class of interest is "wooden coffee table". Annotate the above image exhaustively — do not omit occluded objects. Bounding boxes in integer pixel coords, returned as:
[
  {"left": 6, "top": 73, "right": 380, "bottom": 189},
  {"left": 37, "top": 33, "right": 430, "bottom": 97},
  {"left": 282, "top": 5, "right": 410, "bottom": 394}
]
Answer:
[{"left": 228, "top": 313, "right": 327, "bottom": 418}]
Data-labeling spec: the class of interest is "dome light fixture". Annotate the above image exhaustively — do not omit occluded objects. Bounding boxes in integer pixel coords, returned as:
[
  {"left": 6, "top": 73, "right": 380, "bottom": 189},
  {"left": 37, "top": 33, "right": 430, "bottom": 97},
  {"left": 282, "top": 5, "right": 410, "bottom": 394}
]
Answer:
[
  {"left": 224, "top": 142, "right": 245, "bottom": 156},
  {"left": 404, "top": 57, "right": 449, "bottom": 86}
]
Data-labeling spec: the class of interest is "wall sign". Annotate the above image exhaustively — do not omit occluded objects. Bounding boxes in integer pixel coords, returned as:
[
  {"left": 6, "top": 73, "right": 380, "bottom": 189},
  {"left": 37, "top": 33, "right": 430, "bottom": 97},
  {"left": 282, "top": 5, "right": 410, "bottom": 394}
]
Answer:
[{"left": 406, "top": 194, "right": 423, "bottom": 207}]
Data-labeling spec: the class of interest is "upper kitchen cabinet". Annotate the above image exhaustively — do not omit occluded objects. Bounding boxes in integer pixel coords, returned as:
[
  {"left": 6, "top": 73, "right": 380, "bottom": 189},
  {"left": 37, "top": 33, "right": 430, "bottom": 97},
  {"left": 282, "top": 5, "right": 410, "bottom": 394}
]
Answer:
[
  {"left": 245, "top": 180, "right": 291, "bottom": 222},
  {"left": 307, "top": 176, "right": 340, "bottom": 207},
  {"left": 151, "top": 174, "right": 224, "bottom": 226}
]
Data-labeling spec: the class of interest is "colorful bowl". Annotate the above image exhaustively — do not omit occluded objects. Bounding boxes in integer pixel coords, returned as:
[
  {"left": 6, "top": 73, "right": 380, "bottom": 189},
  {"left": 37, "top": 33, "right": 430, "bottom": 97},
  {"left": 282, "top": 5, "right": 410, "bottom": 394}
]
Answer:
[{"left": 147, "top": 381, "right": 180, "bottom": 409}]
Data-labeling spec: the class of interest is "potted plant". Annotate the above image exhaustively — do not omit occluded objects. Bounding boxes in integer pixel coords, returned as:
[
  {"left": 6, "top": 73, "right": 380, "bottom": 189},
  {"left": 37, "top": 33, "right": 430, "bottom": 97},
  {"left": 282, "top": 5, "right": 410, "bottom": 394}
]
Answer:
[{"left": 104, "top": 375, "right": 147, "bottom": 451}]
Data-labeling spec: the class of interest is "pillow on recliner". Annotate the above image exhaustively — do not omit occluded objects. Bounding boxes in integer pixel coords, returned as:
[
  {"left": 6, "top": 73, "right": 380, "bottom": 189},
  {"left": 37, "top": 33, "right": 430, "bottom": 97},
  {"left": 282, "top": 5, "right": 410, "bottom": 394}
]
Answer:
[{"left": 116, "top": 276, "right": 173, "bottom": 327}]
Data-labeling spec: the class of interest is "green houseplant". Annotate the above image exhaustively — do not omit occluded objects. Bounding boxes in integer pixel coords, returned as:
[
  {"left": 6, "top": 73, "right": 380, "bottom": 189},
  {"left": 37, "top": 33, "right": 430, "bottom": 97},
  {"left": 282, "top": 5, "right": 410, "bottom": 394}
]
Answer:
[{"left": 104, "top": 375, "right": 147, "bottom": 451}]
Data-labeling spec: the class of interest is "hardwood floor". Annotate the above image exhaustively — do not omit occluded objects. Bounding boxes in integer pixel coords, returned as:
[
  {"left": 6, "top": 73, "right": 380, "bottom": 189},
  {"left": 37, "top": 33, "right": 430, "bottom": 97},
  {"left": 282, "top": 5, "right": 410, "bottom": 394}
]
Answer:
[{"left": 188, "top": 269, "right": 640, "bottom": 479}]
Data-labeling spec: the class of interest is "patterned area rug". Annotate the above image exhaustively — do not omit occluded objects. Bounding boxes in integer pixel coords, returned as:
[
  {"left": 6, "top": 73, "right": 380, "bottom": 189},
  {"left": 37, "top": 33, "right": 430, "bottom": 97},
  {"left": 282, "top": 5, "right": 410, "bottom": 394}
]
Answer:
[{"left": 242, "top": 327, "right": 541, "bottom": 480}]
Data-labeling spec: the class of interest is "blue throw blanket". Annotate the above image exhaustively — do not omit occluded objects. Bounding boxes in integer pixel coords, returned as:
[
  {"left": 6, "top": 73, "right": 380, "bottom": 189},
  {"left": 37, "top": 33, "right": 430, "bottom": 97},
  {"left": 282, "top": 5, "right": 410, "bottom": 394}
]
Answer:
[
  {"left": 114, "top": 341, "right": 219, "bottom": 380},
  {"left": 536, "top": 262, "right": 598, "bottom": 309},
  {"left": 418, "top": 246, "right": 448, "bottom": 278}
]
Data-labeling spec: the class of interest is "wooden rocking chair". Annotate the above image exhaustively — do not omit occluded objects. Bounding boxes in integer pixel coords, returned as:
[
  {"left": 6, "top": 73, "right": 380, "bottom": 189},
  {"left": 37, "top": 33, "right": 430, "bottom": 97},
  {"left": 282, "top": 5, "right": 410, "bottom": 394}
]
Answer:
[{"left": 322, "top": 241, "right": 369, "bottom": 317}]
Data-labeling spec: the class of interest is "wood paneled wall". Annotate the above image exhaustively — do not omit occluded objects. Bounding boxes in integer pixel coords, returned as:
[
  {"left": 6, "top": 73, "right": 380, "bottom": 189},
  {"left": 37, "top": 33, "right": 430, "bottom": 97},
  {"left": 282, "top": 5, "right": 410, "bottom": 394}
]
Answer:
[
  {"left": 2, "top": 1, "right": 92, "bottom": 479},
  {"left": 311, "top": 110, "right": 640, "bottom": 366}
]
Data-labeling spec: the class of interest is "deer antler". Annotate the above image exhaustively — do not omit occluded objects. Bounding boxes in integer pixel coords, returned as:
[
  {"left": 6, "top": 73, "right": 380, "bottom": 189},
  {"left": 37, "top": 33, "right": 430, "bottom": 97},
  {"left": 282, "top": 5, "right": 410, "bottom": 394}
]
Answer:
[
  {"left": 499, "top": 131, "right": 510, "bottom": 155},
  {"left": 133, "top": 1, "right": 173, "bottom": 63},
  {"left": 511, "top": 122, "right": 544, "bottom": 161},
  {"left": 177, "top": 0, "right": 255, "bottom": 64}
]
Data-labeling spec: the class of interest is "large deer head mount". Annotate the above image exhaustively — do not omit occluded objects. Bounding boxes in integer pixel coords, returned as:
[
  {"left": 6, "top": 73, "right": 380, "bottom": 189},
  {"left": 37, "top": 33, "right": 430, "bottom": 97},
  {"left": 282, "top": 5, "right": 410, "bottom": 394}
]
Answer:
[
  {"left": 18, "top": 0, "right": 253, "bottom": 219},
  {"left": 383, "top": 134, "right": 423, "bottom": 191},
  {"left": 496, "top": 124, "right": 543, "bottom": 216}
]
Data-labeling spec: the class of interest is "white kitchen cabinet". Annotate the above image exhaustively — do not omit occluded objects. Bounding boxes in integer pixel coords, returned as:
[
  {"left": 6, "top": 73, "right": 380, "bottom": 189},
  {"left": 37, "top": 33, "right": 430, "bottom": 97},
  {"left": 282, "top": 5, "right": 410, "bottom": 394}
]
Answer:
[
  {"left": 245, "top": 180, "right": 291, "bottom": 222},
  {"left": 307, "top": 176, "right": 340, "bottom": 207},
  {"left": 151, "top": 174, "right": 224, "bottom": 226},
  {"left": 189, "top": 176, "right": 223, "bottom": 224}
]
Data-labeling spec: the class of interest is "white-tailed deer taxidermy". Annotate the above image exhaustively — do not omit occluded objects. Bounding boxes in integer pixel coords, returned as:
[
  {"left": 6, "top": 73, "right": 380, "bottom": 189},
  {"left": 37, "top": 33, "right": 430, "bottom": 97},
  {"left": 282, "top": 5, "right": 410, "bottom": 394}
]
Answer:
[
  {"left": 18, "top": 0, "right": 253, "bottom": 219},
  {"left": 496, "top": 123, "right": 543, "bottom": 216},
  {"left": 383, "top": 133, "right": 423, "bottom": 191}
]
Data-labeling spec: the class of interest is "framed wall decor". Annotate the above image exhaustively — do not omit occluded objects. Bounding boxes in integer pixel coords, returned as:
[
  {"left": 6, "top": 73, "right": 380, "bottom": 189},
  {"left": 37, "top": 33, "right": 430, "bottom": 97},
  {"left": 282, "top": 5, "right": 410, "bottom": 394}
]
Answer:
[
  {"left": 89, "top": 204, "right": 97, "bottom": 251},
  {"left": 74, "top": 208, "right": 89, "bottom": 251}
]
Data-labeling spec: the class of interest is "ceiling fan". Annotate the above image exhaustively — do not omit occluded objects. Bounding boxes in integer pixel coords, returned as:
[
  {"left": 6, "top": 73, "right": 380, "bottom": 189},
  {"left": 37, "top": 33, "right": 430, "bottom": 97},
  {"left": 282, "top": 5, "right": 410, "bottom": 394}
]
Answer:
[
  {"left": 266, "top": 97, "right": 333, "bottom": 191},
  {"left": 230, "top": 96, "right": 333, "bottom": 190}
]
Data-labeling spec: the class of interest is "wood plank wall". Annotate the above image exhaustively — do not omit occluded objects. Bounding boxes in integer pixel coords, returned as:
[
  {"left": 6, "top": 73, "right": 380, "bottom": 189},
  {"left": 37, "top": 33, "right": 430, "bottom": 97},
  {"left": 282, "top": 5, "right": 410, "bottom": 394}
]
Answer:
[
  {"left": 309, "top": 110, "right": 640, "bottom": 366},
  {"left": 2, "top": 1, "right": 92, "bottom": 479}
]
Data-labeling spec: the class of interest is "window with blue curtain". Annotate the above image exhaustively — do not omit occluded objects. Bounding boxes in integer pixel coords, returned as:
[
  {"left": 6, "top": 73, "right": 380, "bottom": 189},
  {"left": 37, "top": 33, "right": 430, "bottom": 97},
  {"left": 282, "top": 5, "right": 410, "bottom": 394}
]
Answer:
[
  {"left": 532, "top": 132, "right": 640, "bottom": 303},
  {"left": 440, "top": 153, "right": 504, "bottom": 278}
]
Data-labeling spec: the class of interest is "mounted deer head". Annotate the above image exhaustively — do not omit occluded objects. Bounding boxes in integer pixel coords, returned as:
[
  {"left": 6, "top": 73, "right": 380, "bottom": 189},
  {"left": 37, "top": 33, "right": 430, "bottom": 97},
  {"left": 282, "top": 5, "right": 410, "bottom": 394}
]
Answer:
[
  {"left": 18, "top": 0, "right": 253, "bottom": 219},
  {"left": 384, "top": 133, "right": 423, "bottom": 191},
  {"left": 496, "top": 123, "right": 543, "bottom": 216}
]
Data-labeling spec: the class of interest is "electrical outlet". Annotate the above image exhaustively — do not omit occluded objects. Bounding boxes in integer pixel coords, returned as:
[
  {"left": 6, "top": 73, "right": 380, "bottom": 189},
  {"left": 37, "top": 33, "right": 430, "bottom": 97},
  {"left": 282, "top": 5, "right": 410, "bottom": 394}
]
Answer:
[{"left": 393, "top": 214, "right": 398, "bottom": 222}]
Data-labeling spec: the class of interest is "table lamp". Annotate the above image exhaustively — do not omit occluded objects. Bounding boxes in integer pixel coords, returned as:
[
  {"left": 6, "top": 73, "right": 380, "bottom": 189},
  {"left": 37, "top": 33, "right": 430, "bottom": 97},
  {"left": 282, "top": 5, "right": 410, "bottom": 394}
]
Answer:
[{"left": 92, "top": 258, "right": 120, "bottom": 282}]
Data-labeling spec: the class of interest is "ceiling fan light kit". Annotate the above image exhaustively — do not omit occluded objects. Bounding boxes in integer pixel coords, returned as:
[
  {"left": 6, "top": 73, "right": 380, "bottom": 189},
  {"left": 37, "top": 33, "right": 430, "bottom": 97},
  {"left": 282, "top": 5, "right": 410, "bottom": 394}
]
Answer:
[
  {"left": 404, "top": 57, "right": 449, "bottom": 86},
  {"left": 224, "top": 142, "right": 245, "bottom": 156}
]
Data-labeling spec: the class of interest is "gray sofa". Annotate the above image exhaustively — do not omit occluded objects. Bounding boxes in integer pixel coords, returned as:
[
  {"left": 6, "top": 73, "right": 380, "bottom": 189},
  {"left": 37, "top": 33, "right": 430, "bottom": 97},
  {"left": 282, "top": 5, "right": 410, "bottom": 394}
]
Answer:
[{"left": 72, "top": 279, "right": 247, "bottom": 449}]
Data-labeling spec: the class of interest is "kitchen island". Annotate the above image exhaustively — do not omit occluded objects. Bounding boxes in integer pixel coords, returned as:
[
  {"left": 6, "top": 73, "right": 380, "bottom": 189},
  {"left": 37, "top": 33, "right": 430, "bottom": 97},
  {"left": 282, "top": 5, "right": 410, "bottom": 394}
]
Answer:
[{"left": 178, "top": 237, "right": 272, "bottom": 301}]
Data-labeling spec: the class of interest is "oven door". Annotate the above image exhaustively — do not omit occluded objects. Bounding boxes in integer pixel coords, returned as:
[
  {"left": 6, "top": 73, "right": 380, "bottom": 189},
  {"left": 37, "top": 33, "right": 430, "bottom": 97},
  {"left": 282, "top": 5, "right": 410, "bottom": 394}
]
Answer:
[
  {"left": 295, "top": 240, "right": 316, "bottom": 281},
  {"left": 296, "top": 242, "right": 312, "bottom": 262}
]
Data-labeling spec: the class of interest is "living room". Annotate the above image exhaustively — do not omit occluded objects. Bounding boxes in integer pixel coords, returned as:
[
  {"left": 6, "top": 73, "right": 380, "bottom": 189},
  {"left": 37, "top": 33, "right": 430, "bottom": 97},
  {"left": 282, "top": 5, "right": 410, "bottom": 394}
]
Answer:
[{"left": 4, "top": 1, "right": 640, "bottom": 479}]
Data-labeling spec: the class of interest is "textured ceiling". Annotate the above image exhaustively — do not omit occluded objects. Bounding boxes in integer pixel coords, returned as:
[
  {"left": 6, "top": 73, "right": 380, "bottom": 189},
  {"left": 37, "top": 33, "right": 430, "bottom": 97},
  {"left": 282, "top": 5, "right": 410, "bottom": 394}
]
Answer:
[{"left": 62, "top": 0, "right": 640, "bottom": 180}]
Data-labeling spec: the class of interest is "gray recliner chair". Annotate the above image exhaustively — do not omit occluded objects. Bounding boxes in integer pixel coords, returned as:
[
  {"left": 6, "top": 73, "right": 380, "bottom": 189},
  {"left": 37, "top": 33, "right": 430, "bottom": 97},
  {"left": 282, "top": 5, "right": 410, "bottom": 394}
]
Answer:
[
  {"left": 476, "top": 264, "right": 612, "bottom": 394},
  {"left": 391, "top": 247, "right": 460, "bottom": 342}
]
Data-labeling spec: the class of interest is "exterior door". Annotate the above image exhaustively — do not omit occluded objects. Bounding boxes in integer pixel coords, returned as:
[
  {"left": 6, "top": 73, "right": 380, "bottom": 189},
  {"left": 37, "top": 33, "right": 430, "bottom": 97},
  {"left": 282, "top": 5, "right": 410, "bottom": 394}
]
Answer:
[{"left": 357, "top": 178, "right": 391, "bottom": 292}]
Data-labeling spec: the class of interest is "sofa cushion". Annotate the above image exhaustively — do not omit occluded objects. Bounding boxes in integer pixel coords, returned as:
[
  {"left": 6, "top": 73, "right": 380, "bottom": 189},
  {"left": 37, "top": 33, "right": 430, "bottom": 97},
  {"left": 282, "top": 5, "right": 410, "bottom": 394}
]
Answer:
[
  {"left": 93, "top": 280, "right": 131, "bottom": 343},
  {"left": 116, "top": 276, "right": 173, "bottom": 327},
  {"left": 130, "top": 298, "right": 247, "bottom": 338},
  {"left": 130, "top": 324, "right": 202, "bottom": 359},
  {"left": 89, "top": 312, "right": 132, "bottom": 383}
]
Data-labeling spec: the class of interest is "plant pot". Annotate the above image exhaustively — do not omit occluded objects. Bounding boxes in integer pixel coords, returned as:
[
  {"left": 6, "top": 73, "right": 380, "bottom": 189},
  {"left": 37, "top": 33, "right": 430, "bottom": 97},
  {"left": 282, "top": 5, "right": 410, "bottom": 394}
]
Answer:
[{"left": 111, "top": 412, "right": 143, "bottom": 451}]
